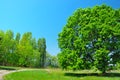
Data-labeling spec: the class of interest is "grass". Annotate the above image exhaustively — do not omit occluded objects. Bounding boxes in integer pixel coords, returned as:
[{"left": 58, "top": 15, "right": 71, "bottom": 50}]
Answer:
[{"left": 3, "top": 69, "right": 120, "bottom": 80}]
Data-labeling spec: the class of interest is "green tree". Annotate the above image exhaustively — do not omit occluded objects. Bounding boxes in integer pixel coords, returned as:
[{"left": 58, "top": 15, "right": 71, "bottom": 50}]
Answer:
[
  {"left": 0, "top": 30, "right": 47, "bottom": 68},
  {"left": 3, "top": 30, "right": 15, "bottom": 66},
  {"left": 45, "top": 52, "right": 52, "bottom": 67},
  {"left": 58, "top": 5, "right": 120, "bottom": 73},
  {"left": 50, "top": 56, "right": 59, "bottom": 68},
  {"left": 31, "top": 38, "right": 37, "bottom": 50},
  {"left": 38, "top": 38, "right": 46, "bottom": 68},
  {"left": 0, "top": 30, "right": 5, "bottom": 65},
  {"left": 18, "top": 32, "right": 33, "bottom": 67},
  {"left": 31, "top": 38, "right": 40, "bottom": 67},
  {"left": 46, "top": 52, "right": 59, "bottom": 68}
]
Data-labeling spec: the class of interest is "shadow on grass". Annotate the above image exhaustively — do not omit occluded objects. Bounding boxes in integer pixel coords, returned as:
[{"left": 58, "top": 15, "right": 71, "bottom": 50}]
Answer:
[
  {"left": 64, "top": 72, "right": 120, "bottom": 77},
  {"left": 0, "top": 66, "right": 18, "bottom": 70}
]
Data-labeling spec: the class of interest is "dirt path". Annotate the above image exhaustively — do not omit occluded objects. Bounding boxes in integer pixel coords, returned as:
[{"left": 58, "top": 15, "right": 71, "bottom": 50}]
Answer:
[
  {"left": 0, "top": 69, "right": 39, "bottom": 80},
  {"left": 0, "top": 70, "right": 16, "bottom": 80},
  {"left": 0, "top": 69, "right": 51, "bottom": 80}
]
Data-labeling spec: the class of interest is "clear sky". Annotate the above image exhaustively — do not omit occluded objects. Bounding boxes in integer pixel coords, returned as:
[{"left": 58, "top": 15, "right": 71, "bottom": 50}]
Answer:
[{"left": 0, "top": 0, "right": 119, "bottom": 55}]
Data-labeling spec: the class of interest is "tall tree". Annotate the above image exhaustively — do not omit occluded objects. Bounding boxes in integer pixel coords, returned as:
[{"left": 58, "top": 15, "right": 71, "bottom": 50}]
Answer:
[
  {"left": 4, "top": 30, "right": 15, "bottom": 66},
  {"left": 31, "top": 38, "right": 37, "bottom": 50},
  {"left": 0, "top": 30, "right": 5, "bottom": 65},
  {"left": 58, "top": 5, "right": 120, "bottom": 73},
  {"left": 38, "top": 38, "right": 46, "bottom": 68},
  {"left": 18, "top": 32, "right": 33, "bottom": 67}
]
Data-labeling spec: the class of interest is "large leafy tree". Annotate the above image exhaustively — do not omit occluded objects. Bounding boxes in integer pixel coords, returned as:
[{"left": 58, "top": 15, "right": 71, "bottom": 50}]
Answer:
[{"left": 58, "top": 5, "right": 120, "bottom": 73}]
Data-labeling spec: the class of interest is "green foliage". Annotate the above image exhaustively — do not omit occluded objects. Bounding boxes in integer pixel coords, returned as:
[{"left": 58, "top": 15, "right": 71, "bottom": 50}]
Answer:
[
  {"left": 38, "top": 38, "right": 46, "bottom": 68},
  {"left": 93, "top": 48, "right": 110, "bottom": 73},
  {"left": 116, "top": 62, "right": 120, "bottom": 69},
  {"left": 46, "top": 53, "right": 59, "bottom": 68},
  {"left": 0, "top": 30, "right": 48, "bottom": 68},
  {"left": 58, "top": 4, "right": 120, "bottom": 73}
]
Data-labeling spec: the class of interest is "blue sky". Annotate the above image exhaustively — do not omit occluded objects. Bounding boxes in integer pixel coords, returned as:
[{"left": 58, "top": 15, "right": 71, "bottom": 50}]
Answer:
[{"left": 0, "top": 0, "right": 119, "bottom": 55}]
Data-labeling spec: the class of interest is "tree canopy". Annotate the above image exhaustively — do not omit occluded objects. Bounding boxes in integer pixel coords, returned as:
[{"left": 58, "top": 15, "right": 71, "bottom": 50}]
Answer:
[
  {"left": 0, "top": 30, "right": 47, "bottom": 68},
  {"left": 58, "top": 5, "right": 120, "bottom": 73}
]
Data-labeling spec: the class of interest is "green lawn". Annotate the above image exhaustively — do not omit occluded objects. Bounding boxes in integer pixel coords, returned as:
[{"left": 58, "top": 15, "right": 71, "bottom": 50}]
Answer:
[{"left": 4, "top": 69, "right": 120, "bottom": 80}]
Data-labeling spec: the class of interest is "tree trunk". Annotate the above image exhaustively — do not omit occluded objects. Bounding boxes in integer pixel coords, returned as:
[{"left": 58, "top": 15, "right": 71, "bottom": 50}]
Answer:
[{"left": 102, "top": 70, "right": 106, "bottom": 74}]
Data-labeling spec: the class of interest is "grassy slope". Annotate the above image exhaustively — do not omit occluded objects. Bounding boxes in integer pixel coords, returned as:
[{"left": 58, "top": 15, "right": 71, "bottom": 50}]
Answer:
[{"left": 3, "top": 69, "right": 120, "bottom": 80}]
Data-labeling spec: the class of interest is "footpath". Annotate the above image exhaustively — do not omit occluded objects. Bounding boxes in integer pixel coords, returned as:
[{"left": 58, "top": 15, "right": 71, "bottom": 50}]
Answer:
[{"left": 0, "top": 70, "right": 16, "bottom": 80}]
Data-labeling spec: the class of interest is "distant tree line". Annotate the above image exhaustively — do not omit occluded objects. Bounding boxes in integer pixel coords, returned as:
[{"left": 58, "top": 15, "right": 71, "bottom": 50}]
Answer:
[{"left": 0, "top": 30, "right": 59, "bottom": 68}]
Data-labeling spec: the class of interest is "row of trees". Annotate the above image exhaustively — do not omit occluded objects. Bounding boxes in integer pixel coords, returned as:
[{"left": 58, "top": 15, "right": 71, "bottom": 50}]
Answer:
[
  {"left": 58, "top": 5, "right": 120, "bottom": 73},
  {"left": 0, "top": 30, "right": 59, "bottom": 68}
]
